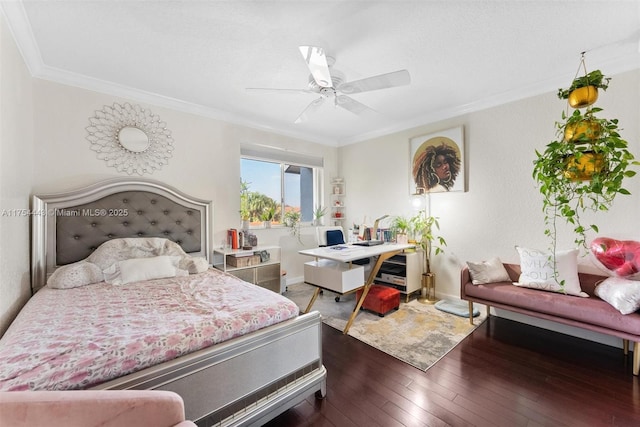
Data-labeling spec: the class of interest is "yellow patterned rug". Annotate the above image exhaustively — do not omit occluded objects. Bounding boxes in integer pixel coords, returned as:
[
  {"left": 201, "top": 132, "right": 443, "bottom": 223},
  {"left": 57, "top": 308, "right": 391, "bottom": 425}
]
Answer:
[{"left": 285, "top": 283, "right": 487, "bottom": 371}]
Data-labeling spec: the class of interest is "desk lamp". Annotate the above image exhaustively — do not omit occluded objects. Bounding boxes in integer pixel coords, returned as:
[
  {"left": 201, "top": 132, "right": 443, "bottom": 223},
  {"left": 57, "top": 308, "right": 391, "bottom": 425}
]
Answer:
[{"left": 372, "top": 215, "right": 389, "bottom": 241}]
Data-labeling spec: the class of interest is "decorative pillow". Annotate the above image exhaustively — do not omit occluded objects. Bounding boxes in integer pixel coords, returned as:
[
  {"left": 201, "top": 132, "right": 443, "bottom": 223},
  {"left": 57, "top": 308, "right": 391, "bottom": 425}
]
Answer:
[
  {"left": 590, "top": 237, "right": 640, "bottom": 280},
  {"left": 88, "top": 237, "right": 206, "bottom": 274},
  {"left": 466, "top": 257, "right": 511, "bottom": 285},
  {"left": 513, "top": 246, "right": 588, "bottom": 297},
  {"left": 180, "top": 256, "right": 209, "bottom": 274},
  {"left": 47, "top": 260, "right": 104, "bottom": 289},
  {"left": 103, "top": 255, "right": 187, "bottom": 285},
  {"left": 595, "top": 277, "right": 640, "bottom": 314},
  {"left": 88, "top": 237, "right": 189, "bottom": 270}
]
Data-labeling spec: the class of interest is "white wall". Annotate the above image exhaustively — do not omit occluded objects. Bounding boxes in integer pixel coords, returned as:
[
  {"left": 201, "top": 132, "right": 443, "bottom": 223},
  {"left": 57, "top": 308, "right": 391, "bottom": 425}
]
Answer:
[
  {"left": 338, "top": 69, "right": 639, "bottom": 346},
  {"left": 29, "top": 79, "right": 339, "bottom": 284},
  {"left": 0, "top": 13, "right": 34, "bottom": 335}
]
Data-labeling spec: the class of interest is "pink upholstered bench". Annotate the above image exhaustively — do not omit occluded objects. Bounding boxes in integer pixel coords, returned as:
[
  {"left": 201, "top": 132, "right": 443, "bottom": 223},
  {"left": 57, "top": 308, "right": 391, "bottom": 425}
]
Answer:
[
  {"left": 356, "top": 284, "right": 400, "bottom": 317},
  {"left": 461, "top": 263, "right": 640, "bottom": 376}
]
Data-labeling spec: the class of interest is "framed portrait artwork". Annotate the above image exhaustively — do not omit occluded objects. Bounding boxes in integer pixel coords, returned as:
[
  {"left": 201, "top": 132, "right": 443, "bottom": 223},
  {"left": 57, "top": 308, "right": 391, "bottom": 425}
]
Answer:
[{"left": 410, "top": 126, "right": 465, "bottom": 194}]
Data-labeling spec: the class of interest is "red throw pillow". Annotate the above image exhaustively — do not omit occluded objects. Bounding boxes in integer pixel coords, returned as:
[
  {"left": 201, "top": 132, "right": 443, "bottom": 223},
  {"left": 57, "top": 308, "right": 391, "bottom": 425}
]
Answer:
[{"left": 590, "top": 237, "right": 640, "bottom": 280}]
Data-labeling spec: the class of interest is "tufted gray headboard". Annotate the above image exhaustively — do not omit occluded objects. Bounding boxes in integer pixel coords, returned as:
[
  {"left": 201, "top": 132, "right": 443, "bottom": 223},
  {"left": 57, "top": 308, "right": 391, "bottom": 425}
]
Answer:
[{"left": 31, "top": 178, "right": 211, "bottom": 292}]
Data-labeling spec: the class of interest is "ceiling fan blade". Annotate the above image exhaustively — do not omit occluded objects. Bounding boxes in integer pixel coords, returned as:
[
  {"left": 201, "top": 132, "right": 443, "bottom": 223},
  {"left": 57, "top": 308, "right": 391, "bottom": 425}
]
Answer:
[
  {"left": 246, "top": 87, "right": 315, "bottom": 95},
  {"left": 294, "top": 97, "right": 326, "bottom": 124},
  {"left": 299, "top": 46, "right": 333, "bottom": 88},
  {"left": 336, "top": 95, "right": 376, "bottom": 116},
  {"left": 338, "top": 69, "right": 411, "bottom": 94}
]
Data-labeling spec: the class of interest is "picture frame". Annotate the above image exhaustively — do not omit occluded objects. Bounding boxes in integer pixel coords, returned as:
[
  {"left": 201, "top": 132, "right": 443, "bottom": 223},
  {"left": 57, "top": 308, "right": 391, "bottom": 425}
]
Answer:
[{"left": 409, "top": 126, "right": 465, "bottom": 193}]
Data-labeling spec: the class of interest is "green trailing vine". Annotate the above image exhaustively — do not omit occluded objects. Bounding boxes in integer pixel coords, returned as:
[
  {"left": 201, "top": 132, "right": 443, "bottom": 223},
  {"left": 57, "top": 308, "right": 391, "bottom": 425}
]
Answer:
[{"left": 533, "top": 107, "right": 638, "bottom": 251}]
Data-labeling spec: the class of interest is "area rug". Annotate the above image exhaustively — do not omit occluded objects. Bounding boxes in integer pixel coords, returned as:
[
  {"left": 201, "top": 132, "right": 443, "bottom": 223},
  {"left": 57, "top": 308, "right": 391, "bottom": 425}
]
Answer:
[{"left": 285, "top": 283, "right": 487, "bottom": 371}]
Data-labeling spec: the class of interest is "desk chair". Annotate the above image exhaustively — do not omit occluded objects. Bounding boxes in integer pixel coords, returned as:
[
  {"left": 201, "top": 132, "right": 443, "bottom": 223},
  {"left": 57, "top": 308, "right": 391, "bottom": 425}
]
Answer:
[{"left": 316, "top": 226, "right": 345, "bottom": 247}]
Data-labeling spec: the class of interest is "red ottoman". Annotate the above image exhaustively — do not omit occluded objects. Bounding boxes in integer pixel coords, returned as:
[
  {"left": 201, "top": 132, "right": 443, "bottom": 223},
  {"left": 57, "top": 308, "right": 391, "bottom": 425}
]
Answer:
[{"left": 356, "top": 284, "right": 401, "bottom": 317}]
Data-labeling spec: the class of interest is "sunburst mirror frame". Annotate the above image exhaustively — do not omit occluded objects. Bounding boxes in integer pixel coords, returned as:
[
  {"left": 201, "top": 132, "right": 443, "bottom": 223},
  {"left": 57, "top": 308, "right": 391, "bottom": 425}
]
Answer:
[{"left": 86, "top": 102, "right": 174, "bottom": 176}]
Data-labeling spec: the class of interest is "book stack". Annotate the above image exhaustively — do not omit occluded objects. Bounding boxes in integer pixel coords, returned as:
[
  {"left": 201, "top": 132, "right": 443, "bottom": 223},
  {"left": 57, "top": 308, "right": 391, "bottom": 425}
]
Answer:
[
  {"left": 227, "top": 229, "right": 239, "bottom": 249},
  {"left": 379, "top": 228, "right": 392, "bottom": 242}
]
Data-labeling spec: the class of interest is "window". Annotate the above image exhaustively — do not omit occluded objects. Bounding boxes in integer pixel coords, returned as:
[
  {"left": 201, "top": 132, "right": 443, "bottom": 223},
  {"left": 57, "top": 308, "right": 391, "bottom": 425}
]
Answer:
[{"left": 240, "top": 147, "right": 323, "bottom": 227}]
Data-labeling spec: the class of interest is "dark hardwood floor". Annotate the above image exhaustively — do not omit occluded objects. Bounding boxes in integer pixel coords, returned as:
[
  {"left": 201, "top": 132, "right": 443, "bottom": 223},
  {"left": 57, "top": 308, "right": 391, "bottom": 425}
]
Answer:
[{"left": 265, "top": 316, "right": 640, "bottom": 427}]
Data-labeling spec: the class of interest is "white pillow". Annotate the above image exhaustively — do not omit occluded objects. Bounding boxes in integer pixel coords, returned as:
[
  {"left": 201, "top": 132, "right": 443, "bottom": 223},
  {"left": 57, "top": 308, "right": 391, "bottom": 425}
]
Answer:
[
  {"left": 513, "top": 246, "right": 588, "bottom": 297},
  {"left": 466, "top": 257, "right": 511, "bottom": 285},
  {"left": 595, "top": 277, "right": 640, "bottom": 315},
  {"left": 47, "top": 261, "right": 104, "bottom": 289},
  {"left": 103, "top": 256, "right": 187, "bottom": 285}
]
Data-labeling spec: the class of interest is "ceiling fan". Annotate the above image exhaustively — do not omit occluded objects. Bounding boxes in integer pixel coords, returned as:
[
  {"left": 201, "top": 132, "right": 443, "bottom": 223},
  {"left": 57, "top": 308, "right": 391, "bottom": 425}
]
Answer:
[{"left": 246, "top": 46, "right": 411, "bottom": 124}]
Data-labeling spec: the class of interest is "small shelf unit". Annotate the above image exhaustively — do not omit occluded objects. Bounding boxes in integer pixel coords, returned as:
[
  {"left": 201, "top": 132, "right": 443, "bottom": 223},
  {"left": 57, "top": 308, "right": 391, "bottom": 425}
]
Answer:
[
  {"left": 212, "top": 246, "right": 282, "bottom": 293},
  {"left": 331, "top": 178, "right": 345, "bottom": 225},
  {"left": 374, "top": 251, "right": 423, "bottom": 302}
]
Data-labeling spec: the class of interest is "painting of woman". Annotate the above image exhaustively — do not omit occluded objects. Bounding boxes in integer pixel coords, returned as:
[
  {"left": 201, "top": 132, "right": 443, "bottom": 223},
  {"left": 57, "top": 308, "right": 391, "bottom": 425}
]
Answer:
[{"left": 411, "top": 127, "right": 464, "bottom": 193}]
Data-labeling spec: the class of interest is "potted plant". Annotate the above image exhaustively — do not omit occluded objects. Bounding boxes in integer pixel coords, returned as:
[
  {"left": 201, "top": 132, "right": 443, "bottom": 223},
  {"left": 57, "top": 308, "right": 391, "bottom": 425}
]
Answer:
[
  {"left": 557, "top": 69, "right": 610, "bottom": 108},
  {"left": 409, "top": 211, "right": 446, "bottom": 303},
  {"left": 410, "top": 211, "right": 446, "bottom": 274},
  {"left": 390, "top": 215, "right": 411, "bottom": 244},
  {"left": 533, "top": 108, "right": 638, "bottom": 252},
  {"left": 313, "top": 205, "right": 327, "bottom": 226},
  {"left": 260, "top": 206, "right": 276, "bottom": 228},
  {"left": 240, "top": 179, "right": 251, "bottom": 231},
  {"left": 283, "top": 210, "right": 302, "bottom": 243}
]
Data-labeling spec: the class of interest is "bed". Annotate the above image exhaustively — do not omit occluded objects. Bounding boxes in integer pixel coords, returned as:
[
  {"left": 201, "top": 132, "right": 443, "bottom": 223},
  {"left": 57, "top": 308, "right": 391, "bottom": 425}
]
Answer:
[{"left": 1, "top": 178, "right": 326, "bottom": 426}]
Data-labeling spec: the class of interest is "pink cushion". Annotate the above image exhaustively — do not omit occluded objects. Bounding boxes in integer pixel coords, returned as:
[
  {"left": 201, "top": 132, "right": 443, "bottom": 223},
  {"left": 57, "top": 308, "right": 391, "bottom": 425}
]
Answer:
[{"left": 464, "top": 281, "right": 640, "bottom": 332}]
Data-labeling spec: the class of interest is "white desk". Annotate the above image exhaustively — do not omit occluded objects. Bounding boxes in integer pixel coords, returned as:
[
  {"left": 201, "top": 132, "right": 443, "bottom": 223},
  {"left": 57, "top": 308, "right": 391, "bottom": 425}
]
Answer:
[{"left": 299, "top": 242, "right": 414, "bottom": 334}]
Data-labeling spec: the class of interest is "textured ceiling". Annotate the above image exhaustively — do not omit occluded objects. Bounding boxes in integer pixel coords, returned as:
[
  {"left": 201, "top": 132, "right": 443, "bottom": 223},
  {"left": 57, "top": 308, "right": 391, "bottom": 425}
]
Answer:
[{"left": 2, "top": 0, "right": 639, "bottom": 146}]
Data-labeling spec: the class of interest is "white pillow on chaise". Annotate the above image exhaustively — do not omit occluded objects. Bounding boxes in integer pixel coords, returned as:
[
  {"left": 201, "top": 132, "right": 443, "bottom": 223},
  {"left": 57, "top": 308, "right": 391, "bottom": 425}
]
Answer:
[
  {"left": 513, "top": 246, "right": 588, "bottom": 297},
  {"left": 595, "top": 277, "right": 640, "bottom": 314},
  {"left": 466, "top": 257, "right": 511, "bottom": 284}
]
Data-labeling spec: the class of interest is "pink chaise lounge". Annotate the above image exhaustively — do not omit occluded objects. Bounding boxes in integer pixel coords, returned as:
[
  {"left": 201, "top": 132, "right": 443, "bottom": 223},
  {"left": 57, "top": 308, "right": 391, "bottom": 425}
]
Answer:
[
  {"left": 0, "top": 390, "right": 196, "bottom": 427},
  {"left": 461, "top": 263, "right": 640, "bottom": 375}
]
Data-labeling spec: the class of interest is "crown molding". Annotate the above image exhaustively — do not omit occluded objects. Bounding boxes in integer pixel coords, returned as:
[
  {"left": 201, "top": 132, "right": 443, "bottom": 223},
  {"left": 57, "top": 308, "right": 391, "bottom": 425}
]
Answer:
[{"left": 3, "top": 1, "right": 637, "bottom": 149}]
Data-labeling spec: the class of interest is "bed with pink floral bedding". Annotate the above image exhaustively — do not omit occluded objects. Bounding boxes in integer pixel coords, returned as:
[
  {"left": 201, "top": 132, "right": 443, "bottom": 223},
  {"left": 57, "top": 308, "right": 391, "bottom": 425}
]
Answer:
[
  {"left": 13, "top": 178, "right": 325, "bottom": 425},
  {"left": 0, "top": 269, "right": 299, "bottom": 391}
]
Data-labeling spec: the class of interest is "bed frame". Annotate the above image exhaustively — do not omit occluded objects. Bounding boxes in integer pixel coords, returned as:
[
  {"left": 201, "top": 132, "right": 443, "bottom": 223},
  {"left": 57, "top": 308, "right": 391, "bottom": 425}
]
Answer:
[{"left": 30, "top": 177, "right": 326, "bottom": 426}]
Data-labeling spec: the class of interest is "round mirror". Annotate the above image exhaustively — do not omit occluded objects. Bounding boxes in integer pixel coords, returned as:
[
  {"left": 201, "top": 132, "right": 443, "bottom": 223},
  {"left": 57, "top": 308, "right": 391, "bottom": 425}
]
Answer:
[{"left": 118, "top": 126, "right": 150, "bottom": 152}]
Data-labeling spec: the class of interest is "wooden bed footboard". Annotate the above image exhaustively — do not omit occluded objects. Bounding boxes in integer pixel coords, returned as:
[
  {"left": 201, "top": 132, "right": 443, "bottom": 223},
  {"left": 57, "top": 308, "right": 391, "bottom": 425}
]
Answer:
[{"left": 93, "top": 311, "right": 326, "bottom": 426}]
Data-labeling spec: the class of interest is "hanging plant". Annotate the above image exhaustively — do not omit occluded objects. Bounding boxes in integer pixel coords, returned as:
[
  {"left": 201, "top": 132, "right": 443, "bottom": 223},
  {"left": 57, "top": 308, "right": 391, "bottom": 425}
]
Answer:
[
  {"left": 557, "top": 69, "right": 611, "bottom": 107},
  {"left": 283, "top": 211, "right": 302, "bottom": 243},
  {"left": 533, "top": 107, "right": 638, "bottom": 251}
]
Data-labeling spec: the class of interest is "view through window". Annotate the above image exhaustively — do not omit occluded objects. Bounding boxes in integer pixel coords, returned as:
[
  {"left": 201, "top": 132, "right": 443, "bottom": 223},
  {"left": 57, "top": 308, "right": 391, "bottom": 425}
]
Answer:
[{"left": 241, "top": 157, "right": 319, "bottom": 227}]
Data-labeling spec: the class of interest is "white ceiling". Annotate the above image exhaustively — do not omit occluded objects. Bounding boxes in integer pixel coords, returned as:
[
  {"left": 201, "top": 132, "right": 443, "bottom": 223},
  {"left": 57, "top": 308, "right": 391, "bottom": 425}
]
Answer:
[{"left": 2, "top": 1, "right": 639, "bottom": 146}]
